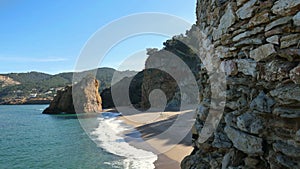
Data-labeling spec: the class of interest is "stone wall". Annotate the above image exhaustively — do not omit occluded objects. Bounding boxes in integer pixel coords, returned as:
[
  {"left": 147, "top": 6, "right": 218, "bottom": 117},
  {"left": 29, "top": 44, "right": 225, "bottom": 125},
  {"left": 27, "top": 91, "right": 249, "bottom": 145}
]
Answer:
[{"left": 182, "top": 0, "right": 300, "bottom": 168}]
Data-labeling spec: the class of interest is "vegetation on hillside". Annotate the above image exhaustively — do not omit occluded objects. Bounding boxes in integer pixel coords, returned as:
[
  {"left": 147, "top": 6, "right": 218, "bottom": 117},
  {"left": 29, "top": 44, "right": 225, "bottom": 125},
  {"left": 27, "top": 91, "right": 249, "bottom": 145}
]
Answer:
[{"left": 0, "top": 68, "right": 137, "bottom": 102}]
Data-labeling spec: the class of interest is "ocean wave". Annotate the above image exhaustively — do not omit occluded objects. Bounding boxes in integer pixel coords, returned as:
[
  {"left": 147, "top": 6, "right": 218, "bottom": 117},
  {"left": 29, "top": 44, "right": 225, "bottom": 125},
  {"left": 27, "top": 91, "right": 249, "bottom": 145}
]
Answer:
[
  {"left": 91, "top": 113, "right": 157, "bottom": 169},
  {"left": 103, "top": 161, "right": 123, "bottom": 169}
]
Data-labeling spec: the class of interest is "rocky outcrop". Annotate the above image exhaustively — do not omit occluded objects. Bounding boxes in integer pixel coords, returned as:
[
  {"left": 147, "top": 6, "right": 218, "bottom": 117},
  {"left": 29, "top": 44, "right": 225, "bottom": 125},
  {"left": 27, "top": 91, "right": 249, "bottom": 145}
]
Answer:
[
  {"left": 42, "top": 85, "right": 74, "bottom": 114},
  {"left": 182, "top": 0, "right": 300, "bottom": 169},
  {"left": 0, "top": 75, "right": 20, "bottom": 87},
  {"left": 100, "top": 48, "right": 199, "bottom": 112},
  {"left": 141, "top": 40, "right": 201, "bottom": 111},
  {"left": 141, "top": 68, "right": 180, "bottom": 110},
  {"left": 101, "top": 71, "right": 145, "bottom": 109},
  {"left": 101, "top": 68, "right": 181, "bottom": 110},
  {"left": 0, "top": 98, "right": 51, "bottom": 105},
  {"left": 43, "top": 76, "right": 102, "bottom": 114}
]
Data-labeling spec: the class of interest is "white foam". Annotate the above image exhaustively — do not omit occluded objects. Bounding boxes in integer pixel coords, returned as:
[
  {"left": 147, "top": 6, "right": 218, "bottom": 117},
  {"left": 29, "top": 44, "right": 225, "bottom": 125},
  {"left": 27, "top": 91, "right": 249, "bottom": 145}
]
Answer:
[
  {"left": 103, "top": 161, "right": 123, "bottom": 169},
  {"left": 91, "top": 116, "right": 157, "bottom": 169}
]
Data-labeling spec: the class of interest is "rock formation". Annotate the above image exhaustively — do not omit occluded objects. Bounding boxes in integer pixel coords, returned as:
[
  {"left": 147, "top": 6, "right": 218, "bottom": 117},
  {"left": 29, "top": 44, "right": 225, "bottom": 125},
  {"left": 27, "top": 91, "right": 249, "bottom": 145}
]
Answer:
[
  {"left": 141, "top": 68, "right": 180, "bottom": 110},
  {"left": 181, "top": 0, "right": 300, "bottom": 169},
  {"left": 101, "top": 71, "right": 146, "bottom": 109},
  {"left": 100, "top": 41, "right": 201, "bottom": 110},
  {"left": 42, "top": 86, "right": 75, "bottom": 114},
  {"left": 43, "top": 76, "right": 102, "bottom": 114},
  {"left": 141, "top": 41, "right": 201, "bottom": 110},
  {"left": 0, "top": 75, "right": 20, "bottom": 87}
]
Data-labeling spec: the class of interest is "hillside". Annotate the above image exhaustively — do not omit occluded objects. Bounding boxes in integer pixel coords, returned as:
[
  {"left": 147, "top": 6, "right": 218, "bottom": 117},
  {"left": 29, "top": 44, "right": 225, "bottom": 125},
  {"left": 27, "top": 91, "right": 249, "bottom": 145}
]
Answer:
[
  {"left": 0, "top": 68, "right": 137, "bottom": 104},
  {"left": 0, "top": 75, "right": 21, "bottom": 87}
]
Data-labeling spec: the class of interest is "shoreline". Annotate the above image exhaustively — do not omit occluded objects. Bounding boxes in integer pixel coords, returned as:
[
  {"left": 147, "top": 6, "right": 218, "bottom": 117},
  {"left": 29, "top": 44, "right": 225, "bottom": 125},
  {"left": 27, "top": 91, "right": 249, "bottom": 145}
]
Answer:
[{"left": 117, "top": 110, "right": 194, "bottom": 169}]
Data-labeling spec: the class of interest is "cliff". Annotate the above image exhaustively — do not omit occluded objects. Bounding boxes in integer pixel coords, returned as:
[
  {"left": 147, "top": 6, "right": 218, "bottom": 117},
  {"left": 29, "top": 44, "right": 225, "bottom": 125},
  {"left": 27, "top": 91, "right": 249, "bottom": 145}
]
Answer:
[
  {"left": 101, "top": 71, "right": 144, "bottom": 109},
  {"left": 141, "top": 40, "right": 201, "bottom": 111},
  {"left": 181, "top": 0, "right": 300, "bottom": 169},
  {"left": 42, "top": 86, "right": 75, "bottom": 114},
  {"left": 43, "top": 76, "right": 102, "bottom": 114},
  {"left": 0, "top": 75, "right": 20, "bottom": 87}
]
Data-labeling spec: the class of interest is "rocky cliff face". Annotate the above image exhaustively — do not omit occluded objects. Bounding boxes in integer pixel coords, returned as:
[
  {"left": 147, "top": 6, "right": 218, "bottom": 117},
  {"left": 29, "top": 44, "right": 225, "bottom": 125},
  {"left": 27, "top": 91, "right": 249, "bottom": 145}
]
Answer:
[
  {"left": 141, "top": 68, "right": 180, "bottom": 110},
  {"left": 43, "top": 86, "right": 75, "bottom": 114},
  {"left": 101, "top": 71, "right": 144, "bottom": 109},
  {"left": 141, "top": 40, "right": 201, "bottom": 110},
  {"left": 0, "top": 75, "right": 20, "bottom": 87},
  {"left": 43, "top": 76, "right": 102, "bottom": 114},
  {"left": 182, "top": 0, "right": 300, "bottom": 168}
]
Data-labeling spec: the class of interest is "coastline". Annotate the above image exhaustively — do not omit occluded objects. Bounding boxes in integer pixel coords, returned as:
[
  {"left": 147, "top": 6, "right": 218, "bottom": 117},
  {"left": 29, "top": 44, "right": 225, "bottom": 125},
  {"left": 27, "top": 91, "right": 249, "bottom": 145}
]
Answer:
[
  {"left": 117, "top": 110, "right": 194, "bottom": 169},
  {"left": 0, "top": 99, "right": 51, "bottom": 105}
]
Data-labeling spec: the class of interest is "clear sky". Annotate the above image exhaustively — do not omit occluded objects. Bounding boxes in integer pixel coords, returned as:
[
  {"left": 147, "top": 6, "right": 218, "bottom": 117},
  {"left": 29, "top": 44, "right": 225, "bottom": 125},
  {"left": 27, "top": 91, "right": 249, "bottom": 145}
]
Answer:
[{"left": 0, "top": 0, "right": 196, "bottom": 74}]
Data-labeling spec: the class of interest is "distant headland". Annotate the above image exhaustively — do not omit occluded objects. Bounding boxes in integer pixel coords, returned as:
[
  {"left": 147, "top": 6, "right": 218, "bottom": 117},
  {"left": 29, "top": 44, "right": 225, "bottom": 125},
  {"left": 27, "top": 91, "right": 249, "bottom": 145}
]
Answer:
[{"left": 0, "top": 68, "right": 137, "bottom": 105}]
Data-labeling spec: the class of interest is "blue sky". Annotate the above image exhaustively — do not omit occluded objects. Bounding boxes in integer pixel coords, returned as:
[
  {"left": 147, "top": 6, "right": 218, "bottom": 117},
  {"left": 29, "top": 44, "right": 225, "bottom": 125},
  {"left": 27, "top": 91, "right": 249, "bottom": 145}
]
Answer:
[{"left": 0, "top": 0, "right": 196, "bottom": 74}]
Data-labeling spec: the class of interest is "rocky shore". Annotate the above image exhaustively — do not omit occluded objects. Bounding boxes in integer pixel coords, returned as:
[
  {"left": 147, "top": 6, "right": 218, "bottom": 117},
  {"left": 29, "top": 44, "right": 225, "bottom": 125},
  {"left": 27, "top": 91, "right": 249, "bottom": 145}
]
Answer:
[{"left": 0, "top": 98, "right": 51, "bottom": 105}]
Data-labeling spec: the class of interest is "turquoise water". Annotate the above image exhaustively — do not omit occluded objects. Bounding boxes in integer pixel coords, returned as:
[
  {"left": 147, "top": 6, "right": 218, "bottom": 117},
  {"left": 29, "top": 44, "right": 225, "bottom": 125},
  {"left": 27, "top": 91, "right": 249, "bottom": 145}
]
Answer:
[{"left": 0, "top": 105, "right": 123, "bottom": 169}]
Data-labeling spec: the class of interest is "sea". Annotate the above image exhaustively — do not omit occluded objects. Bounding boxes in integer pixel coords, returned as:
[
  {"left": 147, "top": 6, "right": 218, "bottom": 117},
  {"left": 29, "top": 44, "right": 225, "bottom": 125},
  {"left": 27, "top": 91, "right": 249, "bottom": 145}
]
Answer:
[{"left": 0, "top": 105, "right": 157, "bottom": 169}]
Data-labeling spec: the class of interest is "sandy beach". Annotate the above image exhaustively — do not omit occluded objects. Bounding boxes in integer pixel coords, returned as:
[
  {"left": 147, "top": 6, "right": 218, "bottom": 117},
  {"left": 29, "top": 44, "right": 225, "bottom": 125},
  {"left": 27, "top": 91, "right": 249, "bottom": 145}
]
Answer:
[{"left": 116, "top": 109, "right": 195, "bottom": 169}]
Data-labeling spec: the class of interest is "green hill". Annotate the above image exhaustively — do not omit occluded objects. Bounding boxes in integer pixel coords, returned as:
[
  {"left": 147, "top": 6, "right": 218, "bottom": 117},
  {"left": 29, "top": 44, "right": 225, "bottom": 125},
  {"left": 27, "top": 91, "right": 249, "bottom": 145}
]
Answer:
[{"left": 0, "top": 68, "right": 137, "bottom": 103}]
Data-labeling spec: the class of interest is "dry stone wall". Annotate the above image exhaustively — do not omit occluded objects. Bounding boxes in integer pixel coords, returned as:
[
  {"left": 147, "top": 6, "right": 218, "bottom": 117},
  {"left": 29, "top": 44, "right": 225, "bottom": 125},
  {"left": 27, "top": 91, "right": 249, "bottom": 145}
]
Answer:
[{"left": 182, "top": 0, "right": 300, "bottom": 168}]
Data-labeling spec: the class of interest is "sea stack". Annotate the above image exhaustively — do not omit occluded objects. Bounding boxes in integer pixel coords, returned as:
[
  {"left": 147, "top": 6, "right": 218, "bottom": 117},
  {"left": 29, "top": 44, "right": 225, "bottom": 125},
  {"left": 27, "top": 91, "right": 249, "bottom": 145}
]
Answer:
[{"left": 43, "top": 76, "right": 102, "bottom": 114}]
